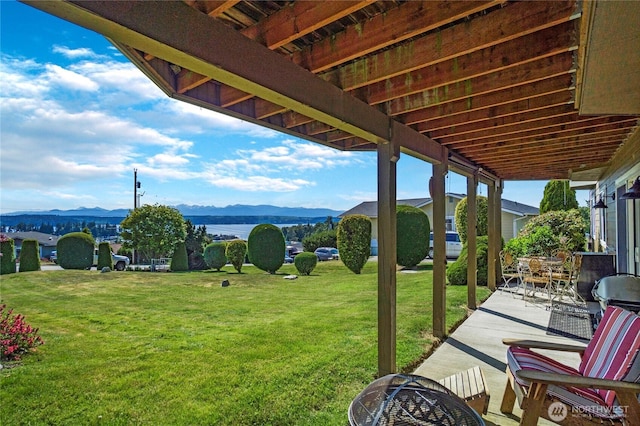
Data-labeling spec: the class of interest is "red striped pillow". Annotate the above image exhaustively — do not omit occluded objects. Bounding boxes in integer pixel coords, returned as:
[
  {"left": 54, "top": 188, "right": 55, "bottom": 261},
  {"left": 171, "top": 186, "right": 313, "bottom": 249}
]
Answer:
[{"left": 580, "top": 306, "right": 640, "bottom": 406}]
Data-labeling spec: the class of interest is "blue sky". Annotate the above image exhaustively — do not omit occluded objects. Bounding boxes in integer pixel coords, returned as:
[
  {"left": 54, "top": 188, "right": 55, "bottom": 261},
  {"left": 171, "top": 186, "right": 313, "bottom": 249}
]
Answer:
[{"left": 0, "top": 1, "right": 587, "bottom": 214}]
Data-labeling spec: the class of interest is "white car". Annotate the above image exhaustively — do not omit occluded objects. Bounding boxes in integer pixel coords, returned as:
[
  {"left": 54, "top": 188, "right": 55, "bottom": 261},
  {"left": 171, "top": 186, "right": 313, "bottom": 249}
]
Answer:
[
  {"left": 93, "top": 248, "right": 130, "bottom": 271},
  {"left": 428, "top": 232, "right": 462, "bottom": 259}
]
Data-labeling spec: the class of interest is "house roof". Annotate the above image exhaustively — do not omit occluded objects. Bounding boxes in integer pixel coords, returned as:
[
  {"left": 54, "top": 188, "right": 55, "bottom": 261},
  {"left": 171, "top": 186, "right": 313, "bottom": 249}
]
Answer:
[
  {"left": 6, "top": 232, "right": 59, "bottom": 247},
  {"left": 340, "top": 193, "right": 539, "bottom": 218},
  {"left": 26, "top": 0, "right": 640, "bottom": 183}
]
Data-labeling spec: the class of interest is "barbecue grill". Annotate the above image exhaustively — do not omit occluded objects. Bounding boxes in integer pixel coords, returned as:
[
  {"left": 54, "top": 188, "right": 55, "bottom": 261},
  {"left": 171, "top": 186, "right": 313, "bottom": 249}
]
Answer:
[{"left": 592, "top": 274, "right": 640, "bottom": 313}]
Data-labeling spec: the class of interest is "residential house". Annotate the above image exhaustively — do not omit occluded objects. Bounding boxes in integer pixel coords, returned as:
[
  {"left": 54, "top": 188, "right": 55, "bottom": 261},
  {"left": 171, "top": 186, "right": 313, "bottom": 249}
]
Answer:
[
  {"left": 340, "top": 193, "right": 539, "bottom": 254},
  {"left": 6, "top": 231, "right": 59, "bottom": 260}
]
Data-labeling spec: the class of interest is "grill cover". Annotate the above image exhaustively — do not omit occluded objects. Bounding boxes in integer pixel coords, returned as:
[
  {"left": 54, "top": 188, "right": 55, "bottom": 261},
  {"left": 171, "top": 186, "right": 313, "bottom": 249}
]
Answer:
[{"left": 592, "top": 275, "right": 640, "bottom": 312}]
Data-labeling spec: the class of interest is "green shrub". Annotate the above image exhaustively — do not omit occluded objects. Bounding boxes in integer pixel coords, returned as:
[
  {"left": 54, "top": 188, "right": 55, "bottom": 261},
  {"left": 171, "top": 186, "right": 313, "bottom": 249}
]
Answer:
[
  {"left": 226, "top": 240, "right": 247, "bottom": 273},
  {"left": 294, "top": 252, "right": 318, "bottom": 276},
  {"left": 170, "top": 241, "right": 189, "bottom": 272},
  {"left": 0, "top": 236, "right": 16, "bottom": 275},
  {"left": 204, "top": 243, "right": 227, "bottom": 271},
  {"left": 302, "top": 230, "right": 337, "bottom": 252},
  {"left": 247, "top": 224, "right": 285, "bottom": 274},
  {"left": 396, "top": 205, "right": 430, "bottom": 267},
  {"left": 96, "top": 242, "right": 113, "bottom": 271},
  {"left": 454, "top": 196, "right": 488, "bottom": 244},
  {"left": 336, "top": 215, "right": 371, "bottom": 274},
  {"left": 18, "top": 239, "right": 41, "bottom": 272},
  {"left": 57, "top": 232, "right": 95, "bottom": 270},
  {"left": 447, "top": 236, "right": 489, "bottom": 286}
]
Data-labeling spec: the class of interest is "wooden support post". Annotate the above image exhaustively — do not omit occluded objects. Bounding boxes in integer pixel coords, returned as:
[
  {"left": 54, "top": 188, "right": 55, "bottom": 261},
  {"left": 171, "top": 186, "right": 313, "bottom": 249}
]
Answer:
[
  {"left": 432, "top": 159, "right": 447, "bottom": 338},
  {"left": 495, "top": 182, "right": 503, "bottom": 287},
  {"left": 487, "top": 181, "right": 498, "bottom": 291},
  {"left": 467, "top": 175, "right": 478, "bottom": 309},
  {"left": 377, "top": 139, "right": 398, "bottom": 377}
]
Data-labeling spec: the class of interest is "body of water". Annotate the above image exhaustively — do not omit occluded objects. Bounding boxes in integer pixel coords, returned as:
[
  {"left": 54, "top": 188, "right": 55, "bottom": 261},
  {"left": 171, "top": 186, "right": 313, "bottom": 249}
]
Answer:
[{"left": 200, "top": 224, "right": 301, "bottom": 240}]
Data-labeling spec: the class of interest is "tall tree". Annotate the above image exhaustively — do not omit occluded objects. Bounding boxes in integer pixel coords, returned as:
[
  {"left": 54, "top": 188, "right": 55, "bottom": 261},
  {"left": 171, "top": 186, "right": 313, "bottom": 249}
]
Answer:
[
  {"left": 540, "top": 180, "right": 579, "bottom": 214},
  {"left": 120, "top": 204, "right": 186, "bottom": 261}
]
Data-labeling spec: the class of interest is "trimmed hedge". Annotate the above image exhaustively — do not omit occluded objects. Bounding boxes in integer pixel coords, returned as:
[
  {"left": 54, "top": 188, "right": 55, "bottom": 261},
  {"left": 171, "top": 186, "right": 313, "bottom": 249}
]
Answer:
[
  {"left": 204, "top": 242, "right": 227, "bottom": 271},
  {"left": 248, "top": 224, "right": 285, "bottom": 274},
  {"left": 336, "top": 214, "right": 371, "bottom": 274},
  {"left": 171, "top": 241, "right": 189, "bottom": 272},
  {"left": 446, "top": 236, "right": 489, "bottom": 286},
  {"left": 396, "top": 205, "right": 430, "bottom": 267},
  {"left": 18, "top": 239, "right": 41, "bottom": 272},
  {"left": 0, "top": 237, "right": 16, "bottom": 275},
  {"left": 302, "top": 230, "right": 337, "bottom": 253},
  {"left": 96, "top": 242, "right": 113, "bottom": 271},
  {"left": 226, "top": 240, "right": 247, "bottom": 273},
  {"left": 294, "top": 252, "right": 318, "bottom": 276},
  {"left": 57, "top": 232, "right": 95, "bottom": 270},
  {"left": 454, "top": 196, "right": 488, "bottom": 244}
]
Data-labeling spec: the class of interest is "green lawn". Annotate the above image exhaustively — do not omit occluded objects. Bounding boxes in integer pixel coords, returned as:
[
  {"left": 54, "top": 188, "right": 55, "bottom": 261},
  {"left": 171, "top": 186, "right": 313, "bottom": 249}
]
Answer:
[{"left": 1, "top": 261, "right": 491, "bottom": 425}]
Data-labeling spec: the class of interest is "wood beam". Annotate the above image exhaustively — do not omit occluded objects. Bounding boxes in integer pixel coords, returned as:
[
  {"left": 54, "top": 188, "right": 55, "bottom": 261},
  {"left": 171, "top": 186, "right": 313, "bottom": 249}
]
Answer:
[
  {"left": 412, "top": 91, "right": 573, "bottom": 131},
  {"left": 292, "top": 0, "right": 503, "bottom": 73},
  {"left": 405, "top": 74, "right": 574, "bottom": 126},
  {"left": 321, "top": 0, "right": 578, "bottom": 90},
  {"left": 432, "top": 154, "right": 448, "bottom": 339},
  {"left": 367, "top": 26, "right": 577, "bottom": 106},
  {"left": 183, "top": 1, "right": 240, "bottom": 17},
  {"left": 466, "top": 176, "right": 478, "bottom": 310},
  {"left": 241, "top": 1, "right": 373, "bottom": 50},
  {"left": 377, "top": 139, "right": 399, "bottom": 376},
  {"left": 487, "top": 181, "right": 498, "bottom": 291}
]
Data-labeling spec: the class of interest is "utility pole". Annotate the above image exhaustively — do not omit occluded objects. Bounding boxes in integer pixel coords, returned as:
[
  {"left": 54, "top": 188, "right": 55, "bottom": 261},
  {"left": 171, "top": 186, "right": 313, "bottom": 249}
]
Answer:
[{"left": 134, "top": 169, "right": 138, "bottom": 209}]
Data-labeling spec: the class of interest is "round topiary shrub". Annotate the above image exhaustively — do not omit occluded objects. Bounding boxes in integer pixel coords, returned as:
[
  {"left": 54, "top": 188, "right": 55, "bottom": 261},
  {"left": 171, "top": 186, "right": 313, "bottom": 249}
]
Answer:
[
  {"left": 96, "top": 242, "right": 113, "bottom": 271},
  {"left": 294, "top": 252, "right": 318, "bottom": 276},
  {"left": 204, "top": 242, "right": 227, "bottom": 271},
  {"left": 396, "top": 205, "right": 430, "bottom": 267},
  {"left": 0, "top": 235, "right": 16, "bottom": 275},
  {"left": 57, "top": 232, "right": 95, "bottom": 270},
  {"left": 247, "top": 224, "right": 285, "bottom": 274},
  {"left": 18, "top": 239, "right": 41, "bottom": 272},
  {"left": 337, "top": 214, "right": 371, "bottom": 274},
  {"left": 170, "top": 241, "right": 189, "bottom": 272},
  {"left": 226, "top": 240, "right": 247, "bottom": 273},
  {"left": 446, "top": 236, "right": 489, "bottom": 285}
]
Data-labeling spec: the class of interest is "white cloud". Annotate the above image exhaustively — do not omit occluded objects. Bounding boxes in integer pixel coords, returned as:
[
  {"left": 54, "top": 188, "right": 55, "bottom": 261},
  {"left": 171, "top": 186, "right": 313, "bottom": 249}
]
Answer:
[
  {"left": 52, "top": 45, "right": 99, "bottom": 59},
  {"left": 45, "top": 64, "right": 100, "bottom": 91}
]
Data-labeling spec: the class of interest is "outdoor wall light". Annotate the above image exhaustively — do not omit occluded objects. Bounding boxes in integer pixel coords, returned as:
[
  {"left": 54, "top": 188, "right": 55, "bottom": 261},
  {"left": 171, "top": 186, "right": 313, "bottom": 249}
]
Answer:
[
  {"left": 620, "top": 176, "right": 640, "bottom": 200},
  {"left": 592, "top": 192, "right": 614, "bottom": 209}
]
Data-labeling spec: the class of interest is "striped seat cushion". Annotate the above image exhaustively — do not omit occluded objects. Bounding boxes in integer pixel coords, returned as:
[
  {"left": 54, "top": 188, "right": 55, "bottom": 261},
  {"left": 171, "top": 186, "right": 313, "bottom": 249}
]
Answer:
[
  {"left": 579, "top": 306, "right": 640, "bottom": 407},
  {"left": 507, "top": 346, "right": 611, "bottom": 417}
]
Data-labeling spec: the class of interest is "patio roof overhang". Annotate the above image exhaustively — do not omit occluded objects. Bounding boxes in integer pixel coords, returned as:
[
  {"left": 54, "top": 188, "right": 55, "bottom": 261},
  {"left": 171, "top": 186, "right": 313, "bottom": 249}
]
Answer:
[{"left": 23, "top": 0, "right": 639, "bottom": 182}]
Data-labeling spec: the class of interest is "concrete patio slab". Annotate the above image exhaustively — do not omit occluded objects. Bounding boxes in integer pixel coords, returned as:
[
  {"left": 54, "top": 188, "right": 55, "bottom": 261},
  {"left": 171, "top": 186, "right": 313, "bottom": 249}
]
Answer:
[{"left": 413, "top": 289, "right": 593, "bottom": 425}]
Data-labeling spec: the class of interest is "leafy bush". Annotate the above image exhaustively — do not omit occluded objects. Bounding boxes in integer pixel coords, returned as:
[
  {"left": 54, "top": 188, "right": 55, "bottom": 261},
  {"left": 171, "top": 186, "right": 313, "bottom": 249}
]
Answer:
[
  {"left": 302, "top": 230, "right": 337, "bottom": 253},
  {"left": 396, "top": 205, "right": 430, "bottom": 267},
  {"left": 447, "top": 236, "right": 489, "bottom": 286},
  {"left": 96, "top": 242, "right": 113, "bottom": 271},
  {"left": 454, "top": 196, "right": 488, "bottom": 244},
  {"left": 505, "top": 209, "right": 586, "bottom": 257},
  {"left": 188, "top": 252, "right": 208, "bottom": 271},
  {"left": 18, "top": 239, "right": 41, "bottom": 272},
  {"left": 294, "top": 252, "right": 318, "bottom": 276},
  {"left": 0, "top": 235, "right": 16, "bottom": 275},
  {"left": 226, "top": 240, "right": 247, "bottom": 273},
  {"left": 57, "top": 232, "right": 95, "bottom": 270},
  {"left": 204, "top": 243, "right": 227, "bottom": 271},
  {"left": 1, "top": 304, "right": 44, "bottom": 361},
  {"left": 247, "top": 224, "right": 285, "bottom": 274},
  {"left": 540, "top": 180, "right": 578, "bottom": 214},
  {"left": 337, "top": 215, "right": 371, "bottom": 274},
  {"left": 170, "top": 241, "right": 189, "bottom": 272}
]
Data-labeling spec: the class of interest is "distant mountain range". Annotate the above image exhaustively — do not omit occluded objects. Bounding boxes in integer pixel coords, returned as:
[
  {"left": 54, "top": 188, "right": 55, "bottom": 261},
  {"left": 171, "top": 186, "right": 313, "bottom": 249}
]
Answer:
[{"left": 3, "top": 204, "right": 344, "bottom": 218}]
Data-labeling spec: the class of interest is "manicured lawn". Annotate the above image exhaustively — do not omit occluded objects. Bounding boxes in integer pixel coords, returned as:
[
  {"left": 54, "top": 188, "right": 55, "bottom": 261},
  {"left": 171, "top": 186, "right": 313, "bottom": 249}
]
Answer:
[{"left": 1, "top": 261, "right": 491, "bottom": 425}]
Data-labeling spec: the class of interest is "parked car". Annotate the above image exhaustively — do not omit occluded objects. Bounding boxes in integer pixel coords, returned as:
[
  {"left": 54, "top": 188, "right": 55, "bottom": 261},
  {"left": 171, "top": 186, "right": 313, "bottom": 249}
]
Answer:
[
  {"left": 93, "top": 248, "right": 130, "bottom": 271},
  {"left": 50, "top": 250, "right": 57, "bottom": 264},
  {"left": 284, "top": 255, "right": 294, "bottom": 264},
  {"left": 314, "top": 247, "right": 337, "bottom": 261},
  {"left": 428, "top": 232, "right": 462, "bottom": 259}
]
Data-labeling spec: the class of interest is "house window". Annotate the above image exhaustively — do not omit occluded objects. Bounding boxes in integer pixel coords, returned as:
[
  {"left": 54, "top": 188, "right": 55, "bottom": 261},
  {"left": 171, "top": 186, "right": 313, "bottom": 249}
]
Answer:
[{"left": 446, "top": 217, "right": 455, "bottom": 231}]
